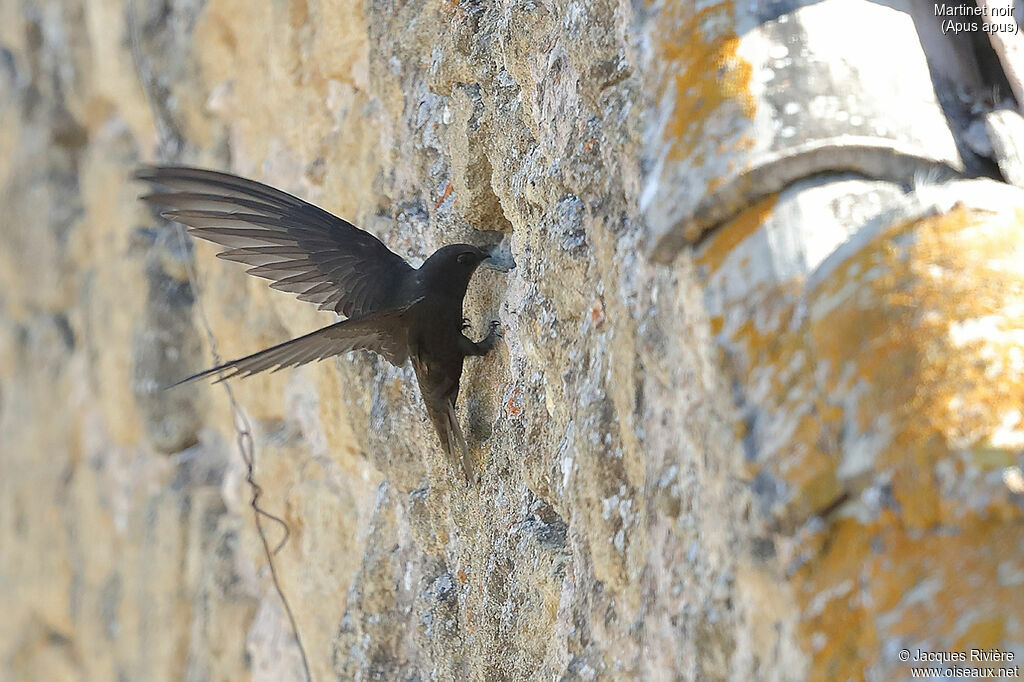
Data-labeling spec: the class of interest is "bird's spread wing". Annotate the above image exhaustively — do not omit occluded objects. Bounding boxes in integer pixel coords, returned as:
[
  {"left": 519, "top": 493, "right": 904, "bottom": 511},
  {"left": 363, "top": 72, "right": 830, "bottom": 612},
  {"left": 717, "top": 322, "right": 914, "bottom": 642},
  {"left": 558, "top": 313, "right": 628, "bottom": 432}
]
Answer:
[
  {"left": 175, "top": 301, "right": 422, "bottom": 386},
  {"left": 135, "top": 166, "right": 414, "bottom": 318}
]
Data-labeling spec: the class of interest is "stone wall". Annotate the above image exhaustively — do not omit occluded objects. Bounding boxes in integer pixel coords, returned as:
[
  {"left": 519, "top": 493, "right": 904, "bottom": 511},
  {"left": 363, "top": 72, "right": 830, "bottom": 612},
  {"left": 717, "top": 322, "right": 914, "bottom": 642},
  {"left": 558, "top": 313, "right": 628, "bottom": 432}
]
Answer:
[{"left": 1, "top": 0, "right": 1021, "bottom": 680}]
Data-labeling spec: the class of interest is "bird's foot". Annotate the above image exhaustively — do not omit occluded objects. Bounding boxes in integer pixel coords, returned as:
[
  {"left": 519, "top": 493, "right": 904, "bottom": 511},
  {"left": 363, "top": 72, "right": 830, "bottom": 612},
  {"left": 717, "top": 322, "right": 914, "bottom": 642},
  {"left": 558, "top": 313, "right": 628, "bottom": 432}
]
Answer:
[
  {"left": 459, "top": 320, "right": 502, "bottom": 357},
  {"left": 477, "top": 320, "right": 502, "bottom": 354},
  {"left": 461, "top": 317, "right": 471, "bottom": 331}
]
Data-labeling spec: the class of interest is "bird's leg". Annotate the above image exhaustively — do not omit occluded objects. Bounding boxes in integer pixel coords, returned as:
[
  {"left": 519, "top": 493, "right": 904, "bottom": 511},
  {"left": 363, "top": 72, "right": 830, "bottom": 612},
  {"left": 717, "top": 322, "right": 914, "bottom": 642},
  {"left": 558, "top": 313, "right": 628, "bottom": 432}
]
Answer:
[{"left": 459, "top": 320, "right": 502, "bottom": 357}]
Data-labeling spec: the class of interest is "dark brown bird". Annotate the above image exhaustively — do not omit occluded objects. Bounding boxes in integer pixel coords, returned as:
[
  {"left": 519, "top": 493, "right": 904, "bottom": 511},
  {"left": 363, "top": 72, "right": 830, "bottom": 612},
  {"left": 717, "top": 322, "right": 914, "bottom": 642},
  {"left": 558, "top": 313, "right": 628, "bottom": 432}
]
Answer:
[{"left": 135, "top": 166, "right": 511, "bottom": 481}]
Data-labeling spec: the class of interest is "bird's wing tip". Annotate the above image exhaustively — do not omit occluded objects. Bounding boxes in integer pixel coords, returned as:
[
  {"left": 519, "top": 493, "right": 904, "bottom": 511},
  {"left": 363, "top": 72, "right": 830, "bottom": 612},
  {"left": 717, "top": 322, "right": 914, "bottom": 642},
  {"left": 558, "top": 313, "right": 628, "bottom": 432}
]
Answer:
[
  {"left": 134, "top": 165, "right": 190, "bottom": 182},
  {"left": 137, "top": 191, "right": 166, "bottom": 204},
  {"left": 133, "top": 166, "right": 159, "bottom": 181},
  {"left": 162, "top": 366, "right": 226, "bottom": 391},
  {"left": 159, "top": 378, "right": 189, "bottom": 392}
]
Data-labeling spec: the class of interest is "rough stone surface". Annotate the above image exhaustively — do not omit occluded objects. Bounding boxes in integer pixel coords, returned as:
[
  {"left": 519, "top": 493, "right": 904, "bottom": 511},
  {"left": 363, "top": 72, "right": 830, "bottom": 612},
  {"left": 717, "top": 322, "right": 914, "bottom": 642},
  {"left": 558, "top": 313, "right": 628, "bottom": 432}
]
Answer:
[
  {"left": 641, "top": 0, "right": 985, "bottom": 259},
  {"left": 1, "top": 1, "right": 1021, "bottom": 681},
  {"left": 698, "top": 176, "right": 1024, "bottom": 680},
  {"left": 986, "top": 108, "right": 1024, "bottom": 188}
]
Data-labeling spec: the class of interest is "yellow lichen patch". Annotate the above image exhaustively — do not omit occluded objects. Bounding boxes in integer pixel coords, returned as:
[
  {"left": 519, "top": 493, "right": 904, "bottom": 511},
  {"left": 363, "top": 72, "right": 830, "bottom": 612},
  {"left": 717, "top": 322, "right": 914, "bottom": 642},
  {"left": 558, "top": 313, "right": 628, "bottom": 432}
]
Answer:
[
  {"left": 812, "top": 206, "right": 1024, "bottom": 525},
  {"left": 785, "top": 409, "right": 843, "bottom": 514},
  {"left": 796, "top": 514, "right": 1024, "bottom": 680},
  {"left": 794, "top": 519, "right": 876, "bottom": 673},
  {"left": 725, "top": 294, "right": 802, "bottom": 398},
  {"left": 873, "top": 516, "right": 1023, "bottom": 642},
  {"left": 717, "top": 202, "right": 1024, "bottom": 675},
  {"left": 696, "top": 195, "right": 777, "bottom": 275},
  {"left": 652, "top": 1, "right": 755, "bottom": 164},
  {"left": 954, "top": 618, "right": 1006, "bottom": 653}
]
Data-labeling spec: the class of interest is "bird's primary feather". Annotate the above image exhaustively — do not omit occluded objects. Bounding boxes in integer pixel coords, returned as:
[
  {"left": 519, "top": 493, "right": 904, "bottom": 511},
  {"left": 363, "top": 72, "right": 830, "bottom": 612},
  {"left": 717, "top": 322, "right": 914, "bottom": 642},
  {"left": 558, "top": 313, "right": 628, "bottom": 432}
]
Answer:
[
  {"left": 172, "top": 300, "right": 422, "bottom": 386},
  {"left": 135, "top": 166, "right": 413, "bottom": 318}
]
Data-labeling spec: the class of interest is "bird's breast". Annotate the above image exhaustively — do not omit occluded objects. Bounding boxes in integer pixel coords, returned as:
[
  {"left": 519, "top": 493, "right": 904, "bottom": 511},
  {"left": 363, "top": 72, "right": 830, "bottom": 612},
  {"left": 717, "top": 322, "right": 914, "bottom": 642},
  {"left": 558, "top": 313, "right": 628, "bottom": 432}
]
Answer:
[{"left": 407, "top": 299, "right": 463, "bottom": 357}]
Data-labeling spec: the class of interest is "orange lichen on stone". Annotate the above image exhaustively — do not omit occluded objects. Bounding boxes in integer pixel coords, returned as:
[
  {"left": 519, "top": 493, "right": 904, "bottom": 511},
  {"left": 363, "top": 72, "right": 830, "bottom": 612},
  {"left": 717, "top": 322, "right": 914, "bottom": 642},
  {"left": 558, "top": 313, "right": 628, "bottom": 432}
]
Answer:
[
  {"left": 590, "top": 298, "right": 606, "bottom": 327},
  {"left": 696, "top": 195, "right": 777, "bottom": 275},
  {"left": 797, "top": 514, "right": 1024, "bottom": 680},
  {"left": 730, "top": 204, "right": 1024, "bottom": 520},
  {"left": 435, "top": 181, "right": 453, "bottom": 209},
  {"left": 813, "top": 206, "right": 1024, "bottom": 523},
  {"left": 786, "top": 408, "right": 844, "bottom": 513},
  {"left": 653, "top": 1, "right": 755, "bottom": 164},
  {"left": 876, "top": 516, "right": 1022, "bottom": 642},
  {"left": 717, "top": 203, "right": 1024, "bottom": 676},
  {"left": 505, "top": 386, "right": 524, "bottom": 419},
  {"left": 796, "top": 518, "right": 878, "bottom": 679},
  {"left": 954, "top": 618, "right": 1006, "bottom": 653}
]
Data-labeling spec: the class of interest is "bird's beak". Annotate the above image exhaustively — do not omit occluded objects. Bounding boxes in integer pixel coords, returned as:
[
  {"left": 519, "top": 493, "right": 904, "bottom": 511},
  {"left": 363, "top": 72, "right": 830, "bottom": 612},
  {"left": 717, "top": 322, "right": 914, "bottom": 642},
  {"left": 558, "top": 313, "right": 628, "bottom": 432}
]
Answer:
[{"left": 479, "top": 242, "right": 515, "bottom": 272}]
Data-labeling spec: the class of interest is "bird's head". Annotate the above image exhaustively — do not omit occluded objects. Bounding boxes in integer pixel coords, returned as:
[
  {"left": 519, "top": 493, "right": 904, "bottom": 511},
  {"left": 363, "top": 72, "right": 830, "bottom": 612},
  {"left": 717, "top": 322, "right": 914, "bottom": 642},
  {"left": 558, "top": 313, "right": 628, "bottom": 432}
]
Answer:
[
  {"left": 417, "top": 242, "right": 509, "bottom": 299},
  {"left": 419, "top": 244, "right": 491, "bottom": 297}
]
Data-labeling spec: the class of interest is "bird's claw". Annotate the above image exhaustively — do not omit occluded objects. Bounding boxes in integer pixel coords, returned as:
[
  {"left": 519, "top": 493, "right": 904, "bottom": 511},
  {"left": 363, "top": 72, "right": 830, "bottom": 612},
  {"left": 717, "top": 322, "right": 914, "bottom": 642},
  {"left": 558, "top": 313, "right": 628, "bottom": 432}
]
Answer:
[
  {"left": 465, "top": 319, "right": 502, "bottom": 356},
  {"left": 461, "top": 317, "right": 471, "bottom": 331}
]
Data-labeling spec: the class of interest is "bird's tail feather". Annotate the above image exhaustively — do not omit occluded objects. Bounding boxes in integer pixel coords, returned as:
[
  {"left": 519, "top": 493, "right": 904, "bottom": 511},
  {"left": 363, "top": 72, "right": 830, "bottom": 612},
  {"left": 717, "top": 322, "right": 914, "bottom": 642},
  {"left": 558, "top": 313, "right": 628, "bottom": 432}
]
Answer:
[{"left": 432, "top": 401, "right": 473, "bottom": 482}]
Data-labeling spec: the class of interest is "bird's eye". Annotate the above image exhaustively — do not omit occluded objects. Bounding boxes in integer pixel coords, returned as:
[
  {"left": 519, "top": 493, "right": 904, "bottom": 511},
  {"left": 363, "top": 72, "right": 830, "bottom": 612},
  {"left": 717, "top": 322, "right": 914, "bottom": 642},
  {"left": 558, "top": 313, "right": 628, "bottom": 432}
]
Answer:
[{"left": 457, "top": 252, "right": 476, "bottom": 265}]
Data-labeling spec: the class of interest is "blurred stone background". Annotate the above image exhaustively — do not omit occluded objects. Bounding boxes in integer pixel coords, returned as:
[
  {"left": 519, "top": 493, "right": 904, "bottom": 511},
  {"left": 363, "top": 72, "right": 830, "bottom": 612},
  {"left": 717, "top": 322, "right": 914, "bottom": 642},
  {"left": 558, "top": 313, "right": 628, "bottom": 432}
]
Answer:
[{"left": 1, "top": 0, "right": 1022, "bottom": 680}]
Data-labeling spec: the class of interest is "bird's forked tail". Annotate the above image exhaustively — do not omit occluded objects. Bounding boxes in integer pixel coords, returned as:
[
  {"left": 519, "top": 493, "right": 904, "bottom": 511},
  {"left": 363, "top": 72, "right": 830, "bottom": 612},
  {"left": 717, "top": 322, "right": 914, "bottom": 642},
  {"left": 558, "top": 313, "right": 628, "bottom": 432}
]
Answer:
[{"left": 431, "top": 400, "right": 473, "bottom": 483}]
